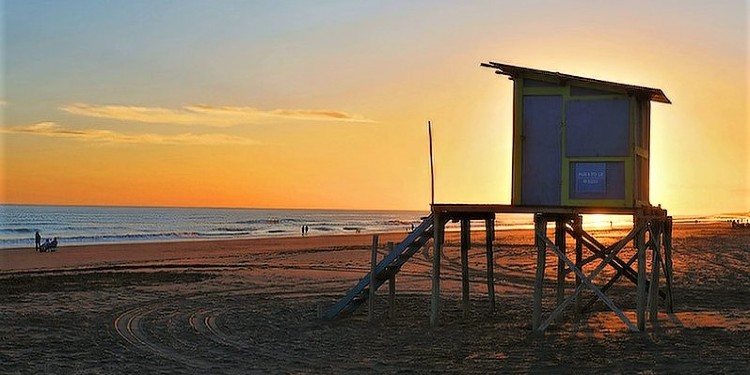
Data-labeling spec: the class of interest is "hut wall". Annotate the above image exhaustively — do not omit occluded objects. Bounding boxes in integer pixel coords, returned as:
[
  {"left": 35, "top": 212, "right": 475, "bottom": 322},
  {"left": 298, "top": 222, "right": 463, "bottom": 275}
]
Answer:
[{"left": 512, "top": 75, "right": 650, "bottom": 208}]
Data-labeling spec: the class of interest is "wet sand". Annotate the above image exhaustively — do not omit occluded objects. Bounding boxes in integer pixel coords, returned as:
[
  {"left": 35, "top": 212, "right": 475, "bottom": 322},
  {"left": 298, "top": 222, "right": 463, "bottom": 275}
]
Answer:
[{"left": 1, "top": 223, "right": 748, "bottom": 373}]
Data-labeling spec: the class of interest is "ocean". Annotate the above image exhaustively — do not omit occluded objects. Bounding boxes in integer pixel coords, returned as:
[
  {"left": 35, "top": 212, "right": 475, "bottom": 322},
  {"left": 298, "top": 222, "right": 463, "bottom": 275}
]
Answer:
[
  {"left": 0, "top": 205, "right": 433, "bottom": 249},
  {"left": 1, "top": 205, "right": 744, "bottom": 250}
]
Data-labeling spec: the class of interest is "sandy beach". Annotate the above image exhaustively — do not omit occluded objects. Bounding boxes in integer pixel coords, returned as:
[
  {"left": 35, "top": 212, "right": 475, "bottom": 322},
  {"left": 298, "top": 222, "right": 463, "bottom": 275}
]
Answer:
[{"left": 1, "top": 223, "right": 748, "bottom": 373}]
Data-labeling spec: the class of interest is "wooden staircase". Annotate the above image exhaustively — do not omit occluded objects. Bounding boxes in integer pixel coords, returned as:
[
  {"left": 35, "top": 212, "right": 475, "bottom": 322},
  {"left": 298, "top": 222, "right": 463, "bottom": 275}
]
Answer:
[{"left": 324, "top": 214, "right": 435, "bottom": 319}]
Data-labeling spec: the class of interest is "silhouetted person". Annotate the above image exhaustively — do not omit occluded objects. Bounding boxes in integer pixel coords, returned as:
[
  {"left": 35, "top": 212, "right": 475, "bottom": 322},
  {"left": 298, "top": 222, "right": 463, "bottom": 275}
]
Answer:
[
  {"left": 41, "top": 238, "right": 51, "bottom": 252},
  {"left": 35, "top": 231, "right": 41, "bottom": 252}
]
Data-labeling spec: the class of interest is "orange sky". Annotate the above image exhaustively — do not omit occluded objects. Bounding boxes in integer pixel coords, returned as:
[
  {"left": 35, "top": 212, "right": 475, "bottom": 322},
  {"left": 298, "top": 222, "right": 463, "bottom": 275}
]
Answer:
[{"left": 1, "top": 1, "right": 748, "bottom": 215}]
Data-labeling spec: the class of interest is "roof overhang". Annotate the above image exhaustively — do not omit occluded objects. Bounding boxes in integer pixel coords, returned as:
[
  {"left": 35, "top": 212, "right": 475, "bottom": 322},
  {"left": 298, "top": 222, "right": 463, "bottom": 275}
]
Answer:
[{"left": 481, "top": 61, "right": 671, "bottom": 104}]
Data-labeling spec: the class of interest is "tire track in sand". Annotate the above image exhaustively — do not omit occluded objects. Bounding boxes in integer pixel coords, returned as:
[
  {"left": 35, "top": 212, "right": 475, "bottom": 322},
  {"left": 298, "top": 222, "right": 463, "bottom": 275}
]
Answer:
[
  {"left": 114, "top": 289, "right": 324, "bottom": 371},
  {"left": 189, "top": 307, "right": 252, "bottom": 350},
  {"left": 186, "top": 302, "right": 318, "bottom": 369},
  {"left": 114, "top": 303, "right": 210, "bottom": 369}
]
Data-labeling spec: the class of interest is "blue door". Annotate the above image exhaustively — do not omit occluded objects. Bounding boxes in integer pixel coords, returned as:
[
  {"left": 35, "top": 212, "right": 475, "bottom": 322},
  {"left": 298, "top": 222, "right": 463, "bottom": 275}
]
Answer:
[{"left": 521, "top": 95, "right": 563, "bottom": 206}]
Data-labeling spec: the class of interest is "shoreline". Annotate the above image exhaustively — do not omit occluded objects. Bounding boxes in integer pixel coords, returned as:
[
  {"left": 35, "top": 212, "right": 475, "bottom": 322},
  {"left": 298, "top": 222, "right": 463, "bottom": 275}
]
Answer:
[
  {"left": 3, "top": 219, "right": 729, "bottom": 250},
  {"left": 0, "top": 230, "right": 414, "bottom": 273},
  {"left": 4, "top": 204, "right": 745, "bottom": 252},
  {"left": 1, "top": 221, "right": 731, "bottom": 274}
]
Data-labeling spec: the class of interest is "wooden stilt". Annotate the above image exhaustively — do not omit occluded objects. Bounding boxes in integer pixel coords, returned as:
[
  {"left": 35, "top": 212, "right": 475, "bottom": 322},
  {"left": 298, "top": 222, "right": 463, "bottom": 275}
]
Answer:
[
  {"left": 460, "top": 219, "right": 471, "bottom": 318},
  {"left": 485, "top": 218, "right": 496, "bottom": 314},
  {"left": 430, "top": 214, "right": 442, "bottom": 327},
  {"left": 328, "top": 205, "right": 676, "bottom": 334},
  {"left": 387, "top": 242, "right": 396, "bottom": 319},
  {"left": 573, "top": 215, "right": 583, "bottom": 317},
  {"left": 555, "top": 218, "right": 566, "bottom": 319},
  {"left": 648, "top": 223, "right": 661, "bottom": 324},
  {"left": 663, "top": 217, "right": 674, "bottom": 313},
  {"left": 636, "top": 217, "right": 648, "bottom": 331},
  {"left": 532, "top": 214, "right": 547, "bottom": 332},
  {"left": 368, "top": 235, "right": 379, "bottom": 323}
]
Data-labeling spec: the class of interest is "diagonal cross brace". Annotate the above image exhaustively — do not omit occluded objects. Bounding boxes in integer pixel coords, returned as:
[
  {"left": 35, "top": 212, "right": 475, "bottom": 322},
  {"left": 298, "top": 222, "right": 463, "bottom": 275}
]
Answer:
[
  {"left": 581, "top": 252, "right": 638, "bottom": 312},
  {"left": 570, "top": 228, "right": 638, "bottom": 280},
  {"left": 569, "top": 226, "right": 667, "bottom": 300},
  {"left": 537, "top": 224, "right": 642, "bottom": 332}
]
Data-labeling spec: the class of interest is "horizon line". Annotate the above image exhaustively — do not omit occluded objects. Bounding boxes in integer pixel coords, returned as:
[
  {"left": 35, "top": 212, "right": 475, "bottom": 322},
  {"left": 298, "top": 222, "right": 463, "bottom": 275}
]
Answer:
[
  {"left": 1, "top": 202, "right": 747, "bottom": 218},
  {"left": 0, "top": 202, "right": 431, "bottom": 213}
]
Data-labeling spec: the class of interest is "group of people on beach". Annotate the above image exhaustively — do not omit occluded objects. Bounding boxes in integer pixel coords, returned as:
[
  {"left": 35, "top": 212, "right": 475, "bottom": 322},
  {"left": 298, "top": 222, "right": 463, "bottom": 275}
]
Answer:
[
  {"left": 301, "top": 225, "right": 310, "bottom": 236},
  {"left": 35, "top": 231, "right": 58, "bottom": 252},
  {"left": 730, "top": 219, "right": 750, "bottom": 229}
]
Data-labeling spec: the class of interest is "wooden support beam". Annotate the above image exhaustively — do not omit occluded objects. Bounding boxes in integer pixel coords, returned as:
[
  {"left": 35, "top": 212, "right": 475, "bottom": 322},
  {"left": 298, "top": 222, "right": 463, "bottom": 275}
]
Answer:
[
  {"left": 387, "top": 242, "right": 396, "bottom": 319},
  {"left": 575, "top": 230, "right": 637, "bottom": 275},
  {"left": 648, "top": 223, "right": 662, "bottom": 323},
  {"left": 460, "top": 219, "right": 471, "bottom": 318},
  {"left": 578, "top": 254, "right": 602, "bottom": 268},
  {"left": 663, "top": 217, "right": 674, "bottom": 313},
  {"left": 485, "top": 218, "right": 496, "bottom": 314},
  {"left": 573, "top": 215, "right": 583, "bottom": 317},
  {"left": 430, "top": 214, "right": 442, "bottom": 327},
  {"left": 569, "top": 226, "right": 664, "bottom": 299},
  {"left": 581, "top": 252, "right": 638, "bottom": 312},
  {"left": 636, "top": 218, "right": 648, "bottom": 331},
  {"left": 537, "top": 233, "right": 638, "bottom": 332},
  {"left": 532, "top": 215, "right": 547, "bottom": 332},
  {"left": 555, "top": 219, "right": 566, "bottom": 309},
  {"left": 368, "top": 235, "right": 379, "bottom": 323}
]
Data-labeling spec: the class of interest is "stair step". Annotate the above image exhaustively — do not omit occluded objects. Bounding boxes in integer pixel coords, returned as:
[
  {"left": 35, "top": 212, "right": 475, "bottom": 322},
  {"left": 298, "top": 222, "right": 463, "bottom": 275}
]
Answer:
[
  {"left": 376, "top": 266, "right": 399, "bottom": 280},
  {"left": 324, "top": 213, "right": 435, "bottom": 319}
]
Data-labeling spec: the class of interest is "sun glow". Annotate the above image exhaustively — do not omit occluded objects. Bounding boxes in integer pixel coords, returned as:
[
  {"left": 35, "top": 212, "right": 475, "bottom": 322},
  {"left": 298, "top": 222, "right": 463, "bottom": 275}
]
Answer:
[{"left": 2, "top": 2, "right": 747, "bottom": 214}]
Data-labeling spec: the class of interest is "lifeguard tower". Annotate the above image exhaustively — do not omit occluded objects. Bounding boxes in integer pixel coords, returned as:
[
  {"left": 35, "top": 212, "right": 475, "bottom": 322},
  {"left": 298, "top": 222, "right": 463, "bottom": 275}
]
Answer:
[{"left": 326, "top": 62, "right": 674, "bottom": 333}]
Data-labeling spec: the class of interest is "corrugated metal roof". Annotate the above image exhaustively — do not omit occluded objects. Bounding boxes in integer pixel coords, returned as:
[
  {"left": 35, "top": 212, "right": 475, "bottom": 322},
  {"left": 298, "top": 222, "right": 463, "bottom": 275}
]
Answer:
[{"left": 481, "top": 61, "right": 671, "bottom": 104}]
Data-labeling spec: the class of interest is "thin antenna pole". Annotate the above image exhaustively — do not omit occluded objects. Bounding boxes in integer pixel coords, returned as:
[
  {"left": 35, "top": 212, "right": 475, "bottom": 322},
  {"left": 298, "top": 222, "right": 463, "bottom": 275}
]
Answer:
[{"left": 428, "top": 121, "right": 435, "bottom": 206}]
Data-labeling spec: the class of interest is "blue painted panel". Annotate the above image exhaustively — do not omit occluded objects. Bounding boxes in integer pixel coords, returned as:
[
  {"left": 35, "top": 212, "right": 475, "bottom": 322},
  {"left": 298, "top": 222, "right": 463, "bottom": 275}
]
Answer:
[
  {"left": 569, "top": 162, "right": 625, "bottom": 199},
  {"left": 524, "top": 78, "right": 559, "bottom": 88},
  {"left": 566, "top": 98, "right": 630, "bottom": 157},
  {"left": 521, "top": 95, "right": 562, "bottom": 205}
]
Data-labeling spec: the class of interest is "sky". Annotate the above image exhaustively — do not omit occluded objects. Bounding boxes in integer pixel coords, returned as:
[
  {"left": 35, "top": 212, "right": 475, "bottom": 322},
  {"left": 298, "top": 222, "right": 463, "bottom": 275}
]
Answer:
[{"left": 1, "top": 0, "right": 748, "bottom": 215}]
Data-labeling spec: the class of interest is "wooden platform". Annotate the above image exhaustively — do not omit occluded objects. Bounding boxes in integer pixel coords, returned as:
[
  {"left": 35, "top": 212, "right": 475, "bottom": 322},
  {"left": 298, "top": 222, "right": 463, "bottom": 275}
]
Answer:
[{"left": 432, "top": 203, "right": 668, "bottom": 217}]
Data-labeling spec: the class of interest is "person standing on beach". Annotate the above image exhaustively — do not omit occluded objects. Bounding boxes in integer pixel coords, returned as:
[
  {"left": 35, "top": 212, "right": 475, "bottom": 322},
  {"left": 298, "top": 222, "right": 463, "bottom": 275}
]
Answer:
[{"left": 35, "top": 231, "right": 41, "bottom": 252}]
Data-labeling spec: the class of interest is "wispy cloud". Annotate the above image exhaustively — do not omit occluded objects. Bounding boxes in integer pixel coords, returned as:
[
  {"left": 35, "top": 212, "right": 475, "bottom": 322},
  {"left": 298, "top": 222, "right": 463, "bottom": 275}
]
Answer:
[
  {"left": 60, "top": 103, "right": 375, "bottom": 127},
  {"left": 3, "top": 122, "right": 258, "bottom": 145}
]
